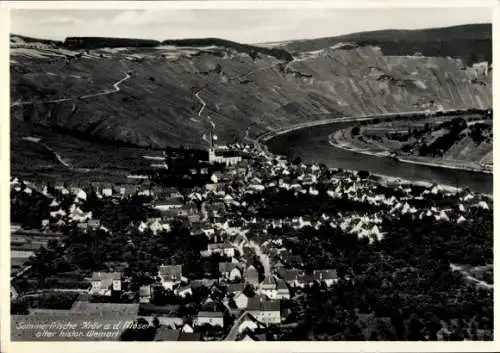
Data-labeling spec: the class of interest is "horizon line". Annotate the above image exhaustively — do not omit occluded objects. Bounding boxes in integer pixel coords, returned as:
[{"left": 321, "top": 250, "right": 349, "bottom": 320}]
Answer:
[{"left": 10, "top": 22, "right": 492, "bottom": 46}]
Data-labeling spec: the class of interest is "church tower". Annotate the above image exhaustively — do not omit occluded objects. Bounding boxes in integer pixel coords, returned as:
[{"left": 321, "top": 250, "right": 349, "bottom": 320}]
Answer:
[{"left": 208, "top": 126, "right": 216, "bottom": 163}]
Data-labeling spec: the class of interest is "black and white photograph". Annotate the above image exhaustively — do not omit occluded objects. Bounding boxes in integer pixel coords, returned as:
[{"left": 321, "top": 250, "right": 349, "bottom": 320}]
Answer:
[{"left": 5, "top": 0, "right": 495, "bottom": 347}]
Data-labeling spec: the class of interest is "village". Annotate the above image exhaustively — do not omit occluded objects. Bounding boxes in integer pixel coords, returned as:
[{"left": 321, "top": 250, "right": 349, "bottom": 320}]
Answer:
[{"left": 10, "top": 136, "right": 493, "bottom": 341}]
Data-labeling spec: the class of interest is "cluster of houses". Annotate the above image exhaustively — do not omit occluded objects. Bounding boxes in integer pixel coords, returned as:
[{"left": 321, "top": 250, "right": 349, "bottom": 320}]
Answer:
[
  {"left": 10, "top": 138, "right": 492, "bottom": 340},
  {"left": 45, "top": 257, "right": 334, "bottom": 341}
]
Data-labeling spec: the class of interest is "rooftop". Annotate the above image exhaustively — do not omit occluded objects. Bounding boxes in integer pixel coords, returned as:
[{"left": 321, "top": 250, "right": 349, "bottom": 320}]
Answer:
[
  {"left": 208, "top": 242, "right": 234, "bottom": 250},
  {"left": 158, "top": 265, "right": 182, "bottom": 279},
  {"left": 226, "top": 282, "right": 245, "bottom": 293},
  {"left": 246, "top": 297, "right": 280, "bottom": 312},
  {"left": 278, "top": 268, "right": 304, "bottom": 282},
  {"left": 197, "top": 311, "right": 224, "bottom": 318},
  {"left": 90, "top": 271, "right": 121, "bottom": 281},
  {"left": 219, "top": 262, "right": 242, "bottom": 273},
  {"left": 313, "top": 269, "right": 338, "bottom": 280},
  {"left": 156, "top": 197, "right": 185, "bottom": 206},
  {"left": 154, "top": 328, "right": 181, "bottom": 341}
]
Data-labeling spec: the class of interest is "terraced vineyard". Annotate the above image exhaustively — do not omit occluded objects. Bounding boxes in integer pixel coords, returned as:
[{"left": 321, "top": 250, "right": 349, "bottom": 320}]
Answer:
[{"left": 10, "top": 24, "right": 492, "bottom": 179}]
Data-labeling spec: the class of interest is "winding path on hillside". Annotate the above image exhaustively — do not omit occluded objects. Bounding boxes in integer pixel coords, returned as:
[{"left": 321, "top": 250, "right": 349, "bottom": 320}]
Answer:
[
  {"left": 193, "top": 61, "right": 281, "bottom": 134},
  {"left": 195, "top": 91, "right": 206, "bottom": 117},
  {"left": 22, "top": 137, "right": 94, "bottom": 172},
  {"left": 22, "top": 137, "right": 72, "bottom": 168},
  {"left": 11, "top": 71, "right": 131, "bottom": 108},
  {"left": 14, "top": 72, "right": 132, "bottom": 172}
]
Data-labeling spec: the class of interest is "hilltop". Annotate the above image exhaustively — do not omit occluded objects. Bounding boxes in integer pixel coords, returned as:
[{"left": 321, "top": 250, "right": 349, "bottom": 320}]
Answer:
[
  {"left": 10, "top": 34, "right": 63, "bottom": 46},
  {"left": 280, "top": 24, "right": 492, "bottom": 65}
]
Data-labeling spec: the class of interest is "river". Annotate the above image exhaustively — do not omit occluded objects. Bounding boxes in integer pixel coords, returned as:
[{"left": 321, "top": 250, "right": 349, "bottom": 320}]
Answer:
[{"left": 266, "top": 121, "right": 493, "bottom": 195}]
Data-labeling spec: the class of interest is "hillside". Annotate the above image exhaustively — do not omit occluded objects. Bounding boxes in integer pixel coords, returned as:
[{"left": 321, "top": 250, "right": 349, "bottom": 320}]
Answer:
[
  {"left": 161, "top": 38, "right": 293, "bottom": 61},
  {"left": 10, "top": 34, "right": 63, "bottom": 46},
  {"left": 408, "top": 116, "right": 493, "bottom": 165},
  {"left": 10, "top": 25, "right": 492, "bottom": 180},
  {"left": 332, "top": 112, "right": 492, "bottom": 173},
  {"left": 281, "top": 24, "right": 492, "bottom": 66}
]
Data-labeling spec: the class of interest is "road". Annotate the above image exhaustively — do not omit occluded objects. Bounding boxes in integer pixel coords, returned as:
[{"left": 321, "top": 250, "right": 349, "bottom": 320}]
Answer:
[
  {"left": 266, "top": 115, "right": 493, "bottom": 194},
  {"left": 23, "top": 136, "right": 94, "bottom": 172},
  {"left": 23, "top": 137, "right": 72, "bottom": 169},
  {"left": 14, "top": 72, "right": 132, "bottom": 171},
  {"left": 244, "top": 127, "right": 272, "bottom": 160},
  {"left": 193, "top": 61, "right": 279, "bottom": 126},
  {"left": 78, "top": 71, "right": 131, "bottom": 99},
  {"left": 257, "top": 109, "right": 455, "bottom": 143},
  {"left": 256, "top": 109, "right": 492, "bottom": 189},
  {"left": 248, "top": 240, "right": 271, "bottom": 276},
  {"left": 11, "top": 265, "right": 32, "bottom": 281},
  {"left": 195, "top": 91, "right": 207, "bottom": 117},
  {"left": 11, "top": 71, "right": 131, "bottom": 108},
  {"left": 251, "top": 110, "right": 446, "bottom": 159}
]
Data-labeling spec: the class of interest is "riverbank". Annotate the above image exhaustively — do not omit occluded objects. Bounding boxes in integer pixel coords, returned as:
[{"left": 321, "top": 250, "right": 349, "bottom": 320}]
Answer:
[
  {"left": 257, "top": 124, "right": 467, "bottom": 195},
  {"left": 261, "top": 111, "right": 492, "bottom": 195},
  {"left": 257, "top": 108, "right": 492, "bottom": 176},
  {"left": 329, "top": 130, "right": 493, "bottom": 175},
  {"left": 370, "top": 173, "right": 462, "bottom": 193}
]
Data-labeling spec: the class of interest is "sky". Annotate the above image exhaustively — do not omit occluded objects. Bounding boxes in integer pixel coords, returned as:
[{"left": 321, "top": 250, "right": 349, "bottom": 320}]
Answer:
[{"left": 10, "top": 7, "right": 492, "bottom": 44}]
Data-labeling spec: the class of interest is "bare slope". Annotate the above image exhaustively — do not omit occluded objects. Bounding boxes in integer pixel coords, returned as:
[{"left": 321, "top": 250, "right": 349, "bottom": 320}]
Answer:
[{"left": 10, "top": 27, "right": 492, "bottom": 150}]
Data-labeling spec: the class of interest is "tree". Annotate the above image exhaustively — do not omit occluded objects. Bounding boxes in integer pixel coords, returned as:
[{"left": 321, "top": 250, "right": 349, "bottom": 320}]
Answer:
[
  {"left": 152, "top": 317, "right": 160, "bottom": 328},
  {"left": 390, "top": 309, "right": 405, "bottom": 340},
  {"left": 407, "top": 314, "right": 425, "bottom": 340},
  {"left": 357, "top": 170, "right": 370, "bottom": 180},
  {"left": 120, "top": 318, "right": 156, "bottom": 341},
  {"left": 11, "top": 298, "right": 29, "bottom": 315}
]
